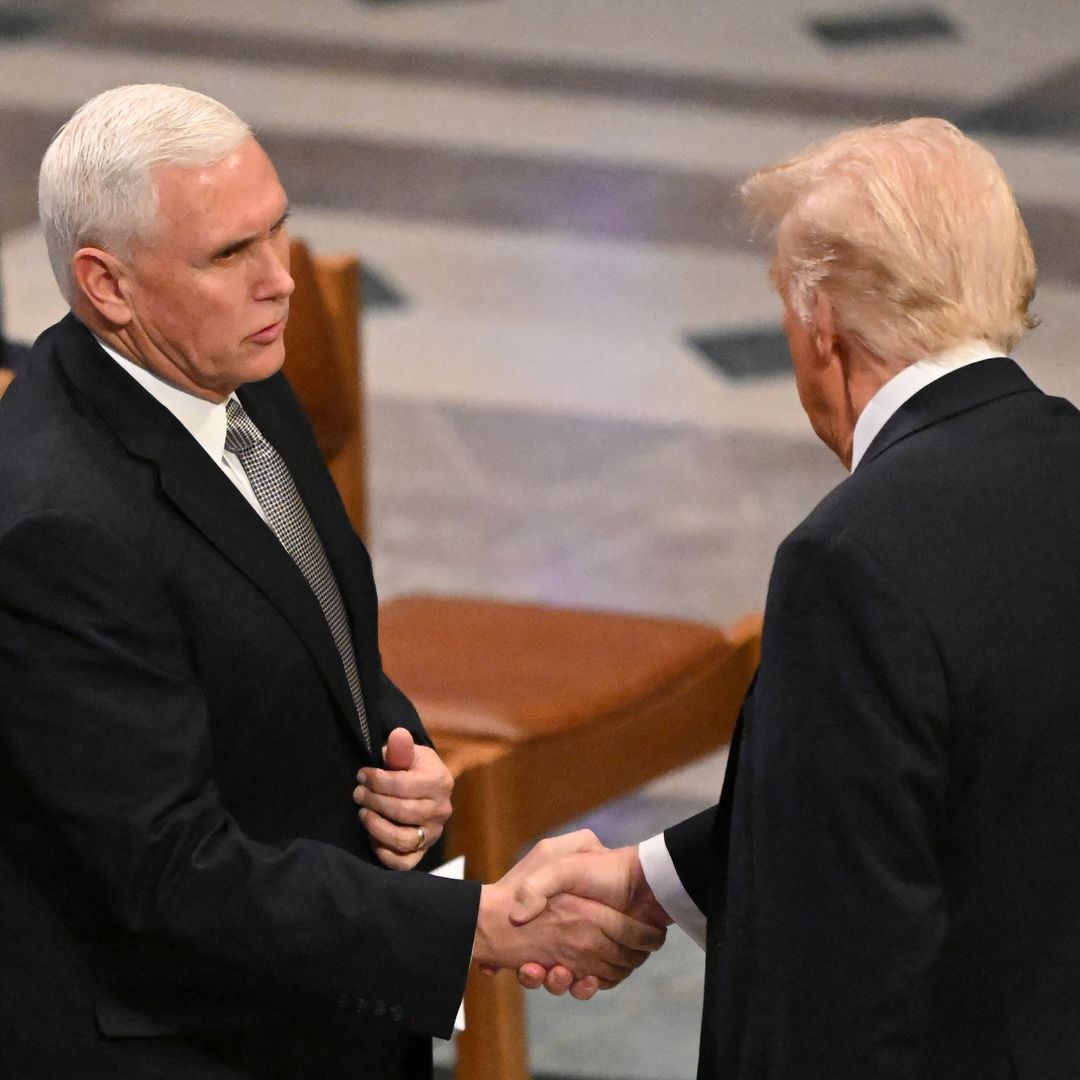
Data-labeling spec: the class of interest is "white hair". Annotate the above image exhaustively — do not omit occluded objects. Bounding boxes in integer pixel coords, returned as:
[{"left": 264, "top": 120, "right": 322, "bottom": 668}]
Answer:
[
  {"left": 39, "top": 84, "right": 252, "bottom": 303},
  {"left": 742, "top": 118, "right": 1037, "bottom": 363}
]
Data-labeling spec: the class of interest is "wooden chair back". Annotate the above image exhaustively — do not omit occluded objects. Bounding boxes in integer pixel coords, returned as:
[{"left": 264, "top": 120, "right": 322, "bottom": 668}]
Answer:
[{"left": 281, "top": 239, "right": 367, "bottom": 539}]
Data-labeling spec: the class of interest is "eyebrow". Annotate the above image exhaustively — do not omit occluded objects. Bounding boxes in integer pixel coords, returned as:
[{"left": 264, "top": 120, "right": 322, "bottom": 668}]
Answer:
[{"left": 211, "top": 206, "right": 290, "bottom": 261}]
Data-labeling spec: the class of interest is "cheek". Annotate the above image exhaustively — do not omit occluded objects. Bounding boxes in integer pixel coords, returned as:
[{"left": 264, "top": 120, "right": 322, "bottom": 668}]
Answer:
[
  {"left": 196, "top": 289, "right": 250, "bottom": 345},
  {"left": 791, "top": 361, "right": 818, "bottom": 409},
  {"left": 793, "top": 366, "right": 834, "bottom": 438}
]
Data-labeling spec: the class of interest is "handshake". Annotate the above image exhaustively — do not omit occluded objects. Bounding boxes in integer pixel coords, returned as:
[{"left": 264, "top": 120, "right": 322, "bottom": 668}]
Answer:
[
  {"left": 471, "top": 830, "right": 673, "bottom": 999},
  {"left": 354, "top": 730, "right": 671, "bottom": 997}
]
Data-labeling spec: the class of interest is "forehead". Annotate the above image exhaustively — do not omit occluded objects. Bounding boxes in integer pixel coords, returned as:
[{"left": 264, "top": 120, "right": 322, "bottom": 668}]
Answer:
[{"left": 150, "top": 137, "right": 286, "bottom": 243}]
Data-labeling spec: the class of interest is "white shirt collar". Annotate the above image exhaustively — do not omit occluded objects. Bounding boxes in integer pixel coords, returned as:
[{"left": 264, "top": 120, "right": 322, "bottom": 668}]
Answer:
[
  {"left": 850, "top": 340, "right": 1003, "bottom": 471},
  {"left": 94, "top": 337, "right": 230, "bottom": 464}
]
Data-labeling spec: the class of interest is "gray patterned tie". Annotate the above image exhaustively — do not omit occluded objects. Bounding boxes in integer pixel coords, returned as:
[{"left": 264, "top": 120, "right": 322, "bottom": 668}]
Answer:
[{"left": 224, "top": 397, "right": 371, "bottom": 753}]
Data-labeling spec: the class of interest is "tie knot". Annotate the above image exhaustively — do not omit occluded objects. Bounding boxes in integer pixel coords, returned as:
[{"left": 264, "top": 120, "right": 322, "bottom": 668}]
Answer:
[{"left": 224, "top": 397, "right": 262, "bottom": 454}]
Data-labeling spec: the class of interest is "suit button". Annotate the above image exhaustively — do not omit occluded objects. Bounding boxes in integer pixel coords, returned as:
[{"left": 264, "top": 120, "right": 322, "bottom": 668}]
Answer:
[
  {"left": 373, "top": 999, "right": 387, "bottom": 1016},
  {"left": 353, "top": 997, "right": 368, "bottom": 1013},
  {"left": 390, "top": 1005, "right": 404, "bottom": 1022},
  {"left": 335, "top": 993, "right": 350, "bottom": 1009}
]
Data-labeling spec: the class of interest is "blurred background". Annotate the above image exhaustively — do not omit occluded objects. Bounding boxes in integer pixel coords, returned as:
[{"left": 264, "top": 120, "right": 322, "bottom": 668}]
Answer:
[{"left": 2, "top": 1, "right": 1079, "bottom": 1075}]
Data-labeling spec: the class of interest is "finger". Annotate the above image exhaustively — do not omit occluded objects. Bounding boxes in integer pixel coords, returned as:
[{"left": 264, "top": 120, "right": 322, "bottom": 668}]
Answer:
[
  {"left": 542, "top": 965, "right": 574, "bottom": 996},
  {"left": 516, "top": 963, "right": 547, "bottom": 990},
  {"left": 527, "top": 830, "right": 605, "bottom": 862},
  {"left": 358, "top": 807, "right": 442, "bottom": 855},
  {"left": 371, "top": 843, "right": 424, "bottom": 872},
  {"left": 593, "top": 904, "right": 668, "bottom": 954},
  {"left": 355, "top": 787, "right": 432, "bottom": 825},
  {"left": 479, "top": 963, "right": 499, "bottom": 977},
  {"left": 549, "top": 896, "right": 661, "bottom": 974},
  {"left": 361, "top": 766, "right": 449, "bottom": 803},
  {"left": 569, "top": 975, "right": 600, "bottom": 1000},
  {"left": 510, "top": 852, "right": 598, "bottom": 924},
  {"left": 383, "top": 727, "right": 416, "bottom": 771},
  {"left": 495, "top": 892, "right": 649, "bottom": 987},
  {"left": 577, "top": 958, "right": 638, "bottom": 986},
  {"left": 360, "top": 768, "right": 411, "bottom": 798}
]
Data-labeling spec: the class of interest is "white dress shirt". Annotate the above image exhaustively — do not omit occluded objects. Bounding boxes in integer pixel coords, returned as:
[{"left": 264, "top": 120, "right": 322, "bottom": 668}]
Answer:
[
  {"left": 849, "top": 340, "right": 1001, "bottom": 470},
  {"left": 640, "top": 340, "right": 1004, "bottom": 948},
  {"left": 96, "top": 338, "right": 269, "bottom": 524}
]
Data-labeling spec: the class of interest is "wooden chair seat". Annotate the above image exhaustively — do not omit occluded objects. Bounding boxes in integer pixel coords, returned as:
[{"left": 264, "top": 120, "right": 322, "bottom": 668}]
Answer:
[{"left": 379, "top": 595, "right": 740, "bottom": 740}]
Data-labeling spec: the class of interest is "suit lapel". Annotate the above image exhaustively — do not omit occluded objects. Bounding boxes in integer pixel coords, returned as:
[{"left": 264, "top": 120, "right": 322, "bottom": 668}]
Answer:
[
  {"left": 52, "top": 315, "right": 367, "bottom": 749},
  {"left": 862, "top": 356, "right": 1040, "bottom": 467}
]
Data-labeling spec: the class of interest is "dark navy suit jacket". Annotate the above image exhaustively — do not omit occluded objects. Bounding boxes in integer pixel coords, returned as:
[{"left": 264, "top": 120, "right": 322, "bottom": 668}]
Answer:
[
  {"left": 0, "top": 314, "right": 479, "bottom": 1080},
  {"left": 668, "top": 358, "right": 1080, "bottom": 1079}
]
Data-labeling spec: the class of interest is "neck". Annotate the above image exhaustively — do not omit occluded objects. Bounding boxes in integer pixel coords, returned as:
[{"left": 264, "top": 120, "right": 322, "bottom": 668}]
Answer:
[
  {"left": 828, "top": 347, "right": 908, "bottom": 470},
  {"left": 849, "top": 350, "right": 910, "bottom": 420}
]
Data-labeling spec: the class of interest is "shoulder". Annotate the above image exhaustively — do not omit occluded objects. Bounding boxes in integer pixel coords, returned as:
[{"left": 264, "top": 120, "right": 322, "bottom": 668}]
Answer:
[{"left": 776, "top": 380, "right": 1080, "bottom": 616}]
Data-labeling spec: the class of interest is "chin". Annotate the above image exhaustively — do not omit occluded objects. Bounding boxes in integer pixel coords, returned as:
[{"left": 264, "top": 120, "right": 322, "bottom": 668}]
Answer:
[{"left": 243, "top": 342, "right": 287, "bottom": 384}]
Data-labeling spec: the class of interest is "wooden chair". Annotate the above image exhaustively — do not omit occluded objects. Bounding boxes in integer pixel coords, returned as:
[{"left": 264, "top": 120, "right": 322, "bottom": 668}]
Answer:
[
  {"left": 0, "top": 368, "right": 13, "bottom": 399},
  {"left": 281, "top": 241, "right": 368, "bottom": 539},
  {"left": 283, "top": 239, "right": 762, "bottom": 1080}
]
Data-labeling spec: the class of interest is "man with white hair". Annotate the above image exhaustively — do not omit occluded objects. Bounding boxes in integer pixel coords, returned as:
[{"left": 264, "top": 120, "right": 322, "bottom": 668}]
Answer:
[
  {"left": 514, "top": 119, "right": 1080, "bottom": 1078},
  {"left": 0, "top": 84, "right": 664, "bottom": 1080}
]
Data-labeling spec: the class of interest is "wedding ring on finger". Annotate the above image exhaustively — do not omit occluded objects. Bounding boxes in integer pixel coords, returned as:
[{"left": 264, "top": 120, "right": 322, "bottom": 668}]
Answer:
[{"left": 413, "top": 826, "right": 427, "bottom": 853}]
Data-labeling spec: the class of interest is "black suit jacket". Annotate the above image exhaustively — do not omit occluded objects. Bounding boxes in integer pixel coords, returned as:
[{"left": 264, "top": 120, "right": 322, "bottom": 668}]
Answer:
[
  {"left": 0, "top": 314, "right": 480, "bottom": 1080},
  {"left": 668, "top": 358, "right": 1080, "bottom": 1079}
]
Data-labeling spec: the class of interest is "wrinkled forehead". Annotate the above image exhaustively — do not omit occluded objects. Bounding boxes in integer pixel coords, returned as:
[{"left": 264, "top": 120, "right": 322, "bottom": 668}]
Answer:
[{"left": 143, "top": 138, "right": 286, "bottom": 246}]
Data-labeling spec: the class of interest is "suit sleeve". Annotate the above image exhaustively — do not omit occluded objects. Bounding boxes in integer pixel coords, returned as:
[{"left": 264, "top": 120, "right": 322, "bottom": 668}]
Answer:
[
  {"left": 0, "top": 510, "right": 479, "bottom": 1039},
  {"left": 749, "top": 526, "right": 950, "bottom": 1078},
  {"left": 663, "top": 806, "right": 718, "bottom": 914}
]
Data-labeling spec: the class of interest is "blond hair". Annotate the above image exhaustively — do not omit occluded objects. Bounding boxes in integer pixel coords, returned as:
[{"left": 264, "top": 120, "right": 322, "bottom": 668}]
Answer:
[
  {"left": 742, "top": 118, "right": 1037, "bottom": 363},
  {"left": 39, "top": 84, "right": 251, "bottom": 304}
]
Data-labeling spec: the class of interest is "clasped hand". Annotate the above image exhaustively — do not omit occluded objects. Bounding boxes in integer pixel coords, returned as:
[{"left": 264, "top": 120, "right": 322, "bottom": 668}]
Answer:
[
  {"left": 353, "top": 727, "right": 453, "bottom": 870},
  {"left": 474, "top": 830, "right": 671, "bottom": 1000}
]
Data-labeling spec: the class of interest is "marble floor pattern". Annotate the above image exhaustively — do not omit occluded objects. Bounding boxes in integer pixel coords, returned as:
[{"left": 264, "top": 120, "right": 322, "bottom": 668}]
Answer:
[{"left": 2, "top": 1, "right": 1079, "bottom": 1076}]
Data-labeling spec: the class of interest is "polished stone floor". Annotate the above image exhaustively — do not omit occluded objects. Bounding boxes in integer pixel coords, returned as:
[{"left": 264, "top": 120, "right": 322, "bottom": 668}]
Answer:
[{"left": 2, "top": 1, "right": 1079, "bottom": 1075}]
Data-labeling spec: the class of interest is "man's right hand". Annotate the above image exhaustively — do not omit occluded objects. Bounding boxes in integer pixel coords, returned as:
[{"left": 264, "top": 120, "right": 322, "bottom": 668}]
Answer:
[
  {"left": 473, "top": 831, "right": 667, "bottom": 998},
  {"left": 508, "top": 841, "right": 674, "bottom": 998}
]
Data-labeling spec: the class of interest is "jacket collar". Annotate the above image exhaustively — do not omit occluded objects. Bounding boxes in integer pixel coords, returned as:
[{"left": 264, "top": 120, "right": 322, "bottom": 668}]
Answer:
[{"left": 861, "top": 356, "right": 1040, "bottom": 468}]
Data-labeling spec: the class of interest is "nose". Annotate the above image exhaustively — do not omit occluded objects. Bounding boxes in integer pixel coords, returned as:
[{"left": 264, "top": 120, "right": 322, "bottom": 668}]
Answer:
[{"left": 254, "top": 239, "right": 295, "bottom": 301}]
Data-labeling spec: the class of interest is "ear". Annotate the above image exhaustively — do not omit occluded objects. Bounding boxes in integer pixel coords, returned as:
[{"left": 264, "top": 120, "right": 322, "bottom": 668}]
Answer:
[
  {"left": 71, "top": 247, "right": 133, "bottom": 327},
  {"left": 811, "top": 291, "right": 845, "bottom": 372}
]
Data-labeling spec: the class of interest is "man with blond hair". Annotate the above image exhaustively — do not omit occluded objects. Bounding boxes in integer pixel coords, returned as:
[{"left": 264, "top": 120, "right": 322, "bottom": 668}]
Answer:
[
  {"left": 515, "top": 119, "right": 1080, "bottom": 1078},
  {"left": 0, "top": 84, "right": 664, "bottom": 1080}
]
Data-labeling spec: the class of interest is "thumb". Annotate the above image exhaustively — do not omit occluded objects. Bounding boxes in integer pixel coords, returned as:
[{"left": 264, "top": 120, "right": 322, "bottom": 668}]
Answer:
[
  {"left": 383, "top": 727, "right": 416, "bottom": 771},
  {"left": 510, "top": 855, "right": 589, "bottom": 925}
]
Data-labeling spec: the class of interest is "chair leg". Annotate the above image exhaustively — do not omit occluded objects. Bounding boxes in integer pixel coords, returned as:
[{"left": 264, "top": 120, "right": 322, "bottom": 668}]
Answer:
[
  {"left": 456, "top": 971, "right": 529, "bottom": 1080},
  {"left": 444, "top": 747, "right": 531, "bottom": 1080}
]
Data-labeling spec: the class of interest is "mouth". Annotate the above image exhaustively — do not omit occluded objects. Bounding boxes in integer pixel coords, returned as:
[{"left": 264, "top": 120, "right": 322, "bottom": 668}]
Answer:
[{"left": 249, "top": 317, "right": 287, "bottom": 345}]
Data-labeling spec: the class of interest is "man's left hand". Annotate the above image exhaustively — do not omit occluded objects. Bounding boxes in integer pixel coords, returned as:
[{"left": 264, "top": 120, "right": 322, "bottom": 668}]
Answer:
[{"left": 354, "top": 728, "right": 453, "bottom": 870}]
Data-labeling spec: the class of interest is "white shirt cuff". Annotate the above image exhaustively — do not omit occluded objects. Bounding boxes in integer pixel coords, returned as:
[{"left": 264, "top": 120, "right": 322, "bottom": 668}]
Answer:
[{"left": 638, "top": 833, "right": 707, "bottom": 950}]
